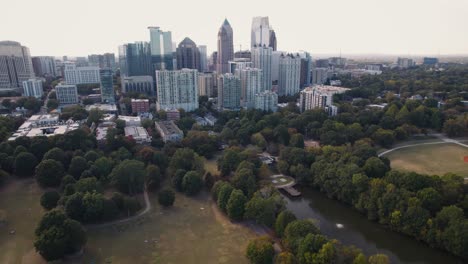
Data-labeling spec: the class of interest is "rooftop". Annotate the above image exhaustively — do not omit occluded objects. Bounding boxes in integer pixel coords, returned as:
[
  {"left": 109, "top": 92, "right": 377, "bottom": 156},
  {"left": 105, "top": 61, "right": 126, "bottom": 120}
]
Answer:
[{"left": 155, "top": 120, "right": 183, "bottom": 135}]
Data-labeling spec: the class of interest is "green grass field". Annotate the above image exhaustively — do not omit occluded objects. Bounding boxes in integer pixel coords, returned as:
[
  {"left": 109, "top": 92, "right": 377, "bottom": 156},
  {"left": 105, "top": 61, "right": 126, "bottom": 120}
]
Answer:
[{"left": 385, "top": 143, "right": 468, "bottom": 177}]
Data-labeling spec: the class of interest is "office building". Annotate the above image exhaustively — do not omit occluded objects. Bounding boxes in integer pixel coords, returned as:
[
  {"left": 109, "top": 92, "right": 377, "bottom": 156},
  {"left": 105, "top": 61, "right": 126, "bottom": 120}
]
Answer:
[
  {"left": 155, "top": 120, "right": 184, "bottom": 143},
  {"left": 396, "top": 57, "right": 415, "bottom": 68},
  {"left": 423, "top": 57, "right": 439, "bottom": 65},
  {"left": 148, "top": 27, "right": 174, "bottom": 71},
  {"left": 198, "top": 72, "right": 216, "bottom": 97},
  {"left": 99, "top": 68, "right": 114, "bottom": 103},
  {"left": 199, "top": 45, "right": 208, "bottom": 72},
  {"left": 156, "top": 69, "right": 198, "bottom": 111},
  {"left": 269, "top": 29, "right": 277, "bottom": 51},
  {"left": 118, "top": 42, "right": 152, "bottom": 77},
  {"left": 298, "top": 52, "right": 312, "bottom": 87},
  {"left": 118, "top": 115, "right": 141, "bottom": 127},
  {"left": 32, "top": 56, "right": 57, "bottom": 77},
  {"left": 88, "top": 53, "right": 116, "bottom": 69},
  {"left": 166, "top": 109, "right": 180, "bottom": 121},
  {"left": 329, "top": 57, "right": 347, "bottom": 67},
  {"left": 278, "top": 53, "right": 301, "bottom": 96},
  {"left": 85, "top": 103, "right": 118, "bottom": 114},
  {"left": 176, "top": 37, "right": 201, "bottom": 71},
  {"left": 315, "top": 59, "right": 330, "bottom": 68},
  {"left": 312, "top": 68, "right": 329, "bottom": 85},
  {"left": 235, "top": 50, "right": 251, "bottom": 60},
  {"left": 251, "top": 17, "right": 272, "bottom": 48},
  {"left": 217, "top": 19, "right": 234, "bottom": 73},
  {"left": 240, "top": 68, "right": 263, "bottom": 108},
  {"left": 8, "top": 114, "right": 79, "bottom": 141},
  {"left": 121, "top": 76, "right": 154, "bottom": 96},
  {"left": 64, "top": 62, "right": 100, "bottom": 85},
  {"left": 55, "top": 83, "right": 78, "bottom": 104},
  {"left": 299, "top": 85, "right": 349, "bottom": 114},
  {"left": 251, "top": 45, "right": 272, "bottom": 90},
  {"left": 271, "top": 51, "right": 282, "bottom": 82},
  {"left": 228, "top": 58, "right": 253, "bottom": 75},
  {"left": 218, "top": 73, "right": 241, "bottom": 110},
  {"left": 22, "top": 78, "right": 43, "bottom": 98},
  {"left": 131, "top": 99, "right": 150, "bottom": 114},
  {"left": 208, "top": 52, "right": 218, "bottom": 71},
  {"left": 0, "top": 41, "right": 34, "bottom": 90},
  {"left": 125, "top": 126, "right": 151, "bottom": 144},
  {"left": 255, "top": 90, "right": 278, "bottom": 112}
]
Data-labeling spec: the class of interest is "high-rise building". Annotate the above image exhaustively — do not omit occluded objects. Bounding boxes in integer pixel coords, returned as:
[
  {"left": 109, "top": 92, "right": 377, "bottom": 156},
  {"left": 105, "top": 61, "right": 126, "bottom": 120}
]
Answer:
[
  {"left": 298, "top": 52, "right": 312, "bottom": 88},
  {"left": 176, "top": 37, "right": 201, "bottom": 71},
  {"left": 269, "top": 29, "right": 277, "bottom": 51},
  {"left": 156, "top": 69, "right": 198, "bottom": 111},
  {"left": 315, "top": 59, "right": 330, "bottom": 68},
  {"left": 32, "top": 56, "right": 57, "bottom": 77},
  {"left": 217, "top": 19, "right": 234, "bottom": 74},
  {"left": 271, "top": 51, "right": 282, "bottom": 82},
  {"left": 131, "top": 99, "right": 150, "bottom": 114},
  {"left": 228, "top": 59, "right": 253, "bottom": 75},
  {"left": 234, "top": 50, "right": 251, "bottom": 60},
  {"left": 312, "top": 68, "right": 329, "bottom": 85},
  {"left": 22, "top": 78, "right": 43, "bottom": 98},
  {"left": 121, "top": 76, "right": 154, "bottom": 96},
  {"left": 217, "top": 73, "right": 241, "bottom": 110},
  {"left": 148, "top": 27, "right": 174, "bottom": 71},
  {"left": 208, "top": 52, "right": 218, "bottom": 71},
  {"left": 198, "top": 72, "right": 216, "bottom": 97},
  {"left": 251, "top": 45, "right": 272, "bottom": 90},
  {"left": 55, "top": 84, "right": 78, "bottom": 104},
  {"left": 240, "top": 67, "right": 263, "bottom": 108},
  {"left": 278, "top": 53, "right": 301, "bottom": 96},
  {"left": 119, "top": 42, "right": 152, "bottom": 77},
  {"left": 396, "top": 57, "right": 415, "bottom": 69},
  {"left": 255, "top": 90, "right": 278, "bottom": 112},
  {"left": 199, "top": 45, "right": 208, "bottom": 72},
  {"left": 251, "top": 17, "right": 271, "bottom": 48},
  {"left": 0, "top": 41, "right": 34, "bottom": 90},
  {"left": 299, "top": 85, "right": 349, "bottom": 114},
  {"left": 88, "top": 53, "right": 116, "bottom": 69},
  {"left": 99, "top": 69, "right": 114, "bottom": 103},
  {"left": 64, "top": 62, "right": 100, "bottom": 85}
]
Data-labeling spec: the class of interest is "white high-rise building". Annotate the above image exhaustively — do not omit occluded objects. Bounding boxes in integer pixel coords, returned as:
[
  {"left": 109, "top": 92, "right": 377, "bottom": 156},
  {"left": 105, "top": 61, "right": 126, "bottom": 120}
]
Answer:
[
  {"left": 55, "top": 83, "right": 79, "bottom": 104},
  {"left": 217, "top": 73, "right": 241, "bottom": 110},
  {"left": 278, "top": 53, "right": 301, "bottom": 96},
  {"left": 156, "top": 69, "right": 198, "bottom": 112},
  {"left": 228, "top": 59, "right": 253, "bottom": 75},
  {"left": 251, "top": 46, "right": 272, "bottom": 91},
  {"left": 22, "top": 79, "right": 43, "bottom": 98},
  {"left": 251, "top": 17, "right": 272, "bottom": 48},
  {"left": 271, "top": 51, "right": 283, "bottom": 82},
  {"left": 299, "top": 85, "right": 349, "bottom": 115},
  {"left": 255, "top": 90, "right": 278, "bottom": 112},
  {"left": 64, "top": 62, "right": 100, "bottom": 85},
  {"left": 240, "top": 68, "right": 263, "bottom": 109}
]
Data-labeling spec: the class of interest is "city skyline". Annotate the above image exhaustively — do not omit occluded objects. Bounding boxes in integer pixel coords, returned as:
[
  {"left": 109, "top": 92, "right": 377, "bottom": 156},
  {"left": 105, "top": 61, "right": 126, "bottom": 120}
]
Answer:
[{"left": 2, "top": 0, "right": 468, "bottom": 57}]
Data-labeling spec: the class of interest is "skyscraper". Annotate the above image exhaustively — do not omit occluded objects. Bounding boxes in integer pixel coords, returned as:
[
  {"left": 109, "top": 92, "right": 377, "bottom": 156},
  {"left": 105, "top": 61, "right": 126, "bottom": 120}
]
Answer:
[
  {"left": 32, "top": 56, "right": 57, "bottom": 77},
  {"left": 0, "top": 41, "right": 34, "bottom": 90},
  {"left": 198, "top": 72, "right": 216, "bottom": 97},
  {"left": 269, "top": 29, "right": 277, "bottom": 51},
  {"left": 298, "top": 51, "right": 312, "bottom": 88},
  {"left": 22, "top": 78, "right": 43, "bottom": 98},
  {"left": 217, "top": 19, "right": 234, "bottom": 74},
  {"left": 228, "top": 59, "right": 253, "bottom": 75},
  {"left": 156, "top": 69, "right": 198, "bottom": 111},
  {"left": 119, "top": 42, "right": 152, "bottom": 77},
  {"left": 255, "top": 90, "right": 278, "bottom": 112},
  {"left": 148, "top": 27, "right": 174, "bottom": 71},
  {"left": 251, "top": 17, "right": 271, "bottom": 48},
  {"left": 218, "top": 73, "right": 241, "bottom": 110},
  {"left": 88, "top": 53, "right": 116, "bottom": 69},
  {"left": 64, "top": 62, "right": 100, "bottom": 85},
  {"left": 199, "top": 45, "right": 208, "bottom": 72},
  {"left": 176, "top": 37, "right": 201, "bottom": 71},
  {"left": 278, "top": 53, "right": 301, "bottom": 96},
  {"left": 240, "top": 67, "right": 263, "bottom": 109},
  {"left": 251, "top": 45, "right": 272, "bottom": 90},
  {"left": 100, "top": 68, "right": 115, "bottom": 103}
]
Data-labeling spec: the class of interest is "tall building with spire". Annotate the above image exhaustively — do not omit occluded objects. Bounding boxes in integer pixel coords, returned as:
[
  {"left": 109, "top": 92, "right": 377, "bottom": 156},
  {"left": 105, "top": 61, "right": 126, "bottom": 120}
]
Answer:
[
  {"left": 217, "top": 19, "right": 234, "bottom": 74},
  {"left": 176, "top": 37, "right": 201, "bottom": 71}
]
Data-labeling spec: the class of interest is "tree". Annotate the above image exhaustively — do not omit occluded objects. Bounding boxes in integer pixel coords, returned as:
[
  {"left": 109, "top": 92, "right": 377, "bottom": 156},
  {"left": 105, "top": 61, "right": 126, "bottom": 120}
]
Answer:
[
  {"left": 283, "top": 219, "right": 320, "bottom": 253},
  {"left": 93, "top": 157, "right": 113, "bottom": 180},
  {"left": 226, "top": 189, "right": 247, "bottom": 221},
  {"left": 246, "top": 236, "right": 275, "bottom": 264},
  {"left": 275, "top": 210, "right": 297, "bottom": 237},
  {"left": 36, "top": 159, "right": 66, "bottom": 187},
  {"left": 43, "top": 147, "right": 67, "bottom": 166},
  {"left": 47, "top": 99, "right": 59, "bottom": 110},
  {"left": 275, "top": 252, "right": 296, "bottom": 264},
  {"left": 232, "top": 168, "right": 256, "bottom": 197},
  {"left": 68, "top": 156, "right": 89, "bottom": 179},
  {"left": 146, "top": 164, "right": 161, "bottom": 191},
  {"left": 368, "top": 254, "right": 390, "bottom": 264},
  {"left": 168, "top": 148, "right": 204, "bottom": 174},
  {"left": 172, "top": 169, "right": 187, "bottom": 191},
  {"left": 34, "top": 210, "right": 86, "bottom": 261},
  {"left": 84, "top": 150, "right": 100, "bottom": 162},
  {"left": 158, "top": 188, "right": 176, "bottom": 207},
  {"left": 417, "top": 187, "right": 442, "bottom": 213},
  {"left": 75, "top": 177, "right": 101, "bottom": 193},
  {"left": 372, "top": 129, "right": 395, "bottom": 148},
  {"left": 14, "top": 152, "right": 38, "bottom": 177},
  {"left": 297, "top": 233, "right": 329, "bottom": 263},
  {"left": 40, "top": 190, "right": 61, "bottom": 210},
  {"left": 110, "top": 160, "right": 145, "bottom": 195},
  {"left": 0, "top": 169, "right": 8, "bottom": 187},
  {"left": 363, "top": 157, "right": 389, "bottom": 178},
  {"left": 182, "top": 171, "right": 203, "bottom": 196},
  {"left": 443, "top": 119, "right": 464, "bottom": 137},
  {"left": 217, "top": 183, "right": 234, "bottom": 212},
  {"left": 86, "top": 109, "right": 103, "bottom": 126},
  {"left": 289, "top": 133, "right": 305, "bottom": 148}
]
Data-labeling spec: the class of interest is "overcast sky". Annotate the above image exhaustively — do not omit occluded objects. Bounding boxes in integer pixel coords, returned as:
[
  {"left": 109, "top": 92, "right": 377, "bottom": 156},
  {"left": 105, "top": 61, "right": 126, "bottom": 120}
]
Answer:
[{"left": 2, "top": 0, "right": 468, "bottom": 57}]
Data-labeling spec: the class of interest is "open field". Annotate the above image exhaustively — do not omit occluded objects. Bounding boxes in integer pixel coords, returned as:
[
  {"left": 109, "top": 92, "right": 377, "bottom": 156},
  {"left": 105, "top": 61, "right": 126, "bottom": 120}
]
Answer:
[
  {"left": 385, "top": 143, "right": 468, "bottom": 177},
  {"left": 0, "top": 179, "right": 255, "bottom": 264}
]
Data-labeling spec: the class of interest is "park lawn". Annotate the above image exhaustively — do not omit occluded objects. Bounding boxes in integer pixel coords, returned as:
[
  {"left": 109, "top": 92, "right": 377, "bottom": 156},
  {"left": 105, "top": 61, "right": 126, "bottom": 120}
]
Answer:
[{"left": 386, "top": 143, "right": 468, "bottom": 177}]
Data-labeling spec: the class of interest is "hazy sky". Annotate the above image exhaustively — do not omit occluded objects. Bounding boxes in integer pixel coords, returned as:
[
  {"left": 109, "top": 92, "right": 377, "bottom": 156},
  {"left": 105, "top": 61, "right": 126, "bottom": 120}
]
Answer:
[{"left": 2, "top": 0, "right": 468, "bottom": 57}]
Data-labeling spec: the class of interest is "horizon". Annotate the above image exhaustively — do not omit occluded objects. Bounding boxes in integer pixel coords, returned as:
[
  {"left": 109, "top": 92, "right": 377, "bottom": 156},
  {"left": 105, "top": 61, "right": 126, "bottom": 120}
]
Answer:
[{"left": 2, "top": 0, "right": 468, "bottom": 57}]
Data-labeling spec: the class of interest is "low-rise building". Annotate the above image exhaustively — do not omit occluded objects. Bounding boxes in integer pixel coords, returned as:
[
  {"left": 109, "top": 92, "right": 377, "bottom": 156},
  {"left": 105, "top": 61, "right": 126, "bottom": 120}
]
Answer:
[
  {"left": 131, "top": 99, "right": 150, "bottom": 114},
  {"left": 8, "top": 114, "right": 79, "bottom": 141},
  {"left": 55, "top": 83, "right": 78, "bottom": 104},
  {"left": 165, "top": 108, "right": 180, "bottom": 121},
  {"left": 155, "top": 120, "right": 183, "bottom": 143},
  {"left": 117, "top": 115, "right": 141, "bottom": 127},
  {"left": 85, "top": 103, "right": 118, "bottom": 114},
  {"left": 125, "top": 126, "right": 151, "bottom": 144}
]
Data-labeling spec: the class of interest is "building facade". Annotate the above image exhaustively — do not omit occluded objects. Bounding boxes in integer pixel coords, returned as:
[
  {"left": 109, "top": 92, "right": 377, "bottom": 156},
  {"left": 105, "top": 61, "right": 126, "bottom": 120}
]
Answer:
[
  {"left": 156, "top": 69, "right": 198, "bottom": 111},
  {"left": 176, "top": 37, "right": 201, "bottom": 71},
  {"left": 312, "top": 68, "right": 329, "bottom": 85},
  {"left": 55, "top": 84, "right": 78, "bottom": 104},
  {"left": 217, "top": 73, "right": 241, "bottom": 110},
  {"left": 131, "top": 99, "right": 150, "bottom": 114},
  {"left": 299, "top": 85, "right": 349, "bottom": 114},
  {"left": 228, "top": 59, "right": 253, "bottom": 75},
  {"left": 0, "top": 41, "right": 34, "bottom": 90},
  {"left": 217, "top": 19, "right": 234, "bottom": 74},
  {"left": 251, "top": 17, "right": 272, "bottom": 48},
  {"left": 199, "top": 45, "right": 208, "bottom": 72},
  {"left": 278, "top": 53, "right": 301, "bottom": 96},
  {"left": 298, "top": 52, "right": 312, "bottom": 88},
  {"left": 251, "top": 45, "right": 272, "bottom": 91},
  {"left": 255, "top": 90, "right": 278, "bottom": 112},
  {"left": 155, "top": 121, "right": 184, "bottom": 143},
  {"left": 22, "top": 78, "right": 43, "bottom": 98},
  {"left": 240, "top": 67, "right": 263, "bottom": 109},
  {"left": 148, "top": 27, "right": 174, "bottom": 71},
  {"left": 121, "top": 76, "right": 154, "bottom": 96},
  {"left": 88, "top": 53, "right": 116, "bottom": 69},
  {"left": 64, "top": 62, "right": 100, "bottom": 85},
  {"left": 32, "top": 56, "right": 57, "bottom": 77},
  {"left": 198, "top": 72, "right": 216, "bottom": 97},
  {"left": 99, "top": 68, "right": 114, "bottom": 103},
  {"left": 118, "top": 42, "right": 152, "bottom": 77}
]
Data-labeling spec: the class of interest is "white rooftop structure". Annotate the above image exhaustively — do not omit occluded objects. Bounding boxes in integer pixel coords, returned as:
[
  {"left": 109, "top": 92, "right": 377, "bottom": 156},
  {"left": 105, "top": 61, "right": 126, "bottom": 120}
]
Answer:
[
  {"left": 117, "top": 115, "right": 141, "bottom": 127},
  {"left": 124, "top": 126, "right": 151, "bottom": 144},
  {"left": 85, "top": 103, "right": 118, "bottom": 113}
]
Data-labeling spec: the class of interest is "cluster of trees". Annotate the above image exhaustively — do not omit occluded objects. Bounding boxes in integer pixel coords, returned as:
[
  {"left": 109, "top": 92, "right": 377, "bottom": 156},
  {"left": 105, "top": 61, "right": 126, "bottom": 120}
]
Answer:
[
  {"left": 1, "top": 96, "right": 43, "bottom": 113},
  {"left": 275, "top": 141, "right": 468, "bottom": 260},
  {"left": 169, "top": 148, "right": 205, "bottom": 196}
]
